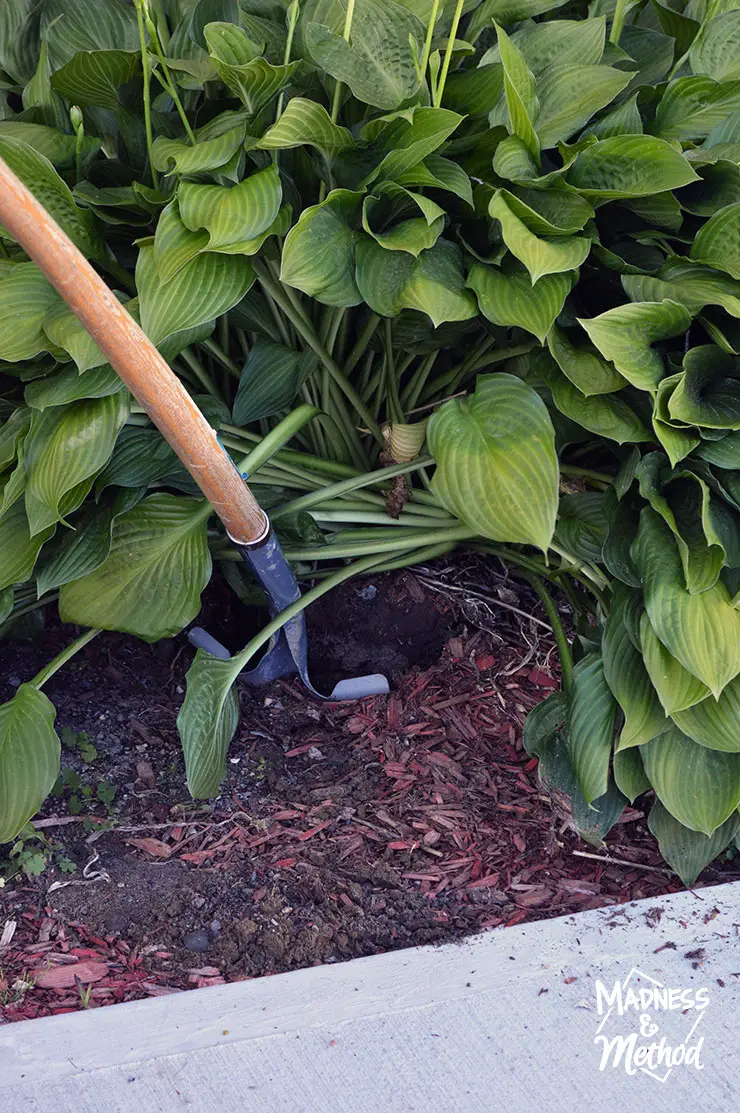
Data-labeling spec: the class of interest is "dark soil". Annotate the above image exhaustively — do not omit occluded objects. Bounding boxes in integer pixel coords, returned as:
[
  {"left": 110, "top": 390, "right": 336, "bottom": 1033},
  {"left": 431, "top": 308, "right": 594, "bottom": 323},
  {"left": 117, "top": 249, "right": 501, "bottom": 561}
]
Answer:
[{"left": 2, "top": 563, "right": 739, "bottom": 1021}]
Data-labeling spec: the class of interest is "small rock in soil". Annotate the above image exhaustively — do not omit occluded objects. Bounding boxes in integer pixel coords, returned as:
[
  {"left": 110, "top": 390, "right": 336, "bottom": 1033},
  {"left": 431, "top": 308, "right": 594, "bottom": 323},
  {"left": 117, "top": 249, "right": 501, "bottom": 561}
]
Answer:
[{"left": 183, "top": 929, "right": 211, "bottom": 953}]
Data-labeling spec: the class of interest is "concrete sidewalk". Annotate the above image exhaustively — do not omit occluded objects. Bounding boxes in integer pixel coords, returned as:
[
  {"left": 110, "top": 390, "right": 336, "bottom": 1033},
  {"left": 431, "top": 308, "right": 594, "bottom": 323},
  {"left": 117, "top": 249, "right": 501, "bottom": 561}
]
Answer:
[{"left": 2, "top": 882, "right": 739, "bottom": 1112}]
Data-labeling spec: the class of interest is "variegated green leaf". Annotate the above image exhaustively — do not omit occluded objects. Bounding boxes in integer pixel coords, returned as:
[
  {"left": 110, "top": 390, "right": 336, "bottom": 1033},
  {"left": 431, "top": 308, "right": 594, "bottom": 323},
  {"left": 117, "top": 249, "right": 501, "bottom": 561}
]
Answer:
[
  {"left": 469, "top": 265, "right": 573, "bottom": 343},
  {"left": 0, "top": 685, "right": 59, "bottom": 844},
  {"left": 639, "top": 612, "right": 710, "bottom": 715},
  {"left": 566, "top": 652, "right": 617, "bottom": 805},
  {"left": 490, "top": 191, "right": 590, "bottom": 283},
  {"left": 642, "top": 725, "right": 740, "bottom": 834},
  {"left": 648, "top": 801, "right": 738, "bottom": 885},
  {"left": 178, "top": 166, "right": 283, "bottom": 253},
  {"left": 602, "top": 587, "right": 667, "bottom": 750},
  {"left": 578, "top": 300, "right": 692, "bottom": 391}
]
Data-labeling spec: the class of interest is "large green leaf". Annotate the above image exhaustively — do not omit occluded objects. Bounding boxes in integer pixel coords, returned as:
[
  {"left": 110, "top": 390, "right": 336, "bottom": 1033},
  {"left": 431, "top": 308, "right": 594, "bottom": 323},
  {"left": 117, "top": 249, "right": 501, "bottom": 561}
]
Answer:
[
  {"left": 177, "top": 650, "right": 241, "bottom": 798},
  {"left": 690, "top": 10, "right": 740, "bottom": 83},
  {"left": 623, "top": 259, "right": 740, "bottom": 317},
  {"left": 672, "top": 673, "right": 740, "bottom": 752},
  {"left": 641, "top": 725, "right": 740, "bottom": 834},
  {"left": 36, "top": 489, "right": 140, "bottom": 596},
  {"left": 22, "top": 393, "right": 129, "bottom": 537},
  {"left": 648, "top": 800, "right": 738, "bottom": 885},
  {"left": 0, "top": 497, "right": 54, "bottom": 591},
  {"left": 25, "top": 365, "right": 123, "bottom": 410},
  {"left": 0, "top": 264, "right": 60, "bottom": 362},
  {"left": 482, "top": 17, "right": 605, "bottom": 74},
  {"left": 59, "top": 495, "right": 212, "bottom": 641},
  {"left": 669, "top": 345, "right": 740, "bottom": 428},
  {"left": 178, "top": 166, "right": 283, "bottom": 253},
  {"left": 639, "top": 612, "right": 710, "bottom": 715},
  {"left": 364, "top": 107, "right": 464, "bottom": 186},
  {"left": 547, "top": 325, "right": 625, "bottom": 395},
  {"left": 280, "top": 189, "right": 363, "bottom": 307},
  {"left": 398, "top": 154, "right": 473, "bottom": 206},
  {"left": 152, "top": 201, "right": 209, "bottom": 284},
  {"left": 50, "top": 49, "right": 141, "bottom": 110},
  {"left": 613, "top": 747, "right": 651, "bottom": 803},
  {"left": 355, "top": 238, "right": 477, "bottom": 326},
  {"left": 555, "top": 491, "right": 606, "bottom": 562},
  {"left": 653, "top": 77, "right": 740, "bottom": 141},
  {"left": 304, "top": 0, "right": 423, "bottom": 110},
  {"left": 602, "top": 587, "right": 667, "bottom": 749},
  {"left": 496, "top": 23, "right": 539, "bottom": 161},
  {"left": 40, "top": 0, "right": 139, "bottom": 70},
  {"left": 0, "top": 685, "right": 59, "bottom": 844},
  {"left": 578, "top": 300, "right": 692, "bottom": 391},
  {"left": 632, "top": 507, "right": 740, "bottom": 696},
  {"left": 204, "top": 22, "right": 299, "bottom": 113},
  {"left": 41, "top": 300, "right": 107, "bottom": 372},
  {"left": 151, "top": 112, "right": 247, "bottom": 177},
  {"left": 535, "top": 65, "right": 631, "bottom": 148},
  {"left": 498, "top": 187, "right": 594, "bottom": 237},
  {"left": 427, "top": 373, "right": 558, "bottom": 551},
  {"left": 469, "top": 264, "right": 573, "bottom": 343},
  {"left": 566, "top": 135, "right": 699, "bottom": 201},
  {"left": 95, "top": 426, "right": 178, "bottom": 493},
  {"left": 489, "top": 191, "right": 590, "bottom": 283},
  {"left": 137, "top": 243, "right": 254, "bottom": 350},
  {"left": 362, "top": 184, "right": 445, "bottom": 256},
  {"left": 258, "top": 97, "right": 353, "bottom": 160},
  {"left": 0, "top": 122, "right": 95, "bottom": 167},
  {"left": 566, "top": 652, "right": 617, "bottom": 804},
  {"left": 233, "top": 340, "right": 318, "bottom": 425},
  {"left": 0, "top": 136, "right": 103, "bottom": 259},
  {"left": 691, "top": 202, "right": 740, "bottom": 279},
  {"left": 545, "top": 363, "right": 651, "bottom": 443}
]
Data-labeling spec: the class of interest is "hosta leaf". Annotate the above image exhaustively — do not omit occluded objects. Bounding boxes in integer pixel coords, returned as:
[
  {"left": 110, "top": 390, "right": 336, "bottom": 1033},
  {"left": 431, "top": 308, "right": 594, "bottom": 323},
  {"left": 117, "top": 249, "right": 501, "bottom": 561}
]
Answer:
[
  {"left": 566, "top": 653, "right": 616, "bottom": 805},
  {"left": 280, "top": 189, "right": 363, "bottom": 308},
  {"left": 603, "top": 491, "right": 642, "bottom": 586},
  {"left": 178, "top": 651, "right": 241, "bottom": 798},
  {"left": 489, "top": 191, "right": 590, "bottom": 283},
  {"left": 397, "top": 155, "right": 473, "bottom": 206},
  {"left": 427, "top": 373, "right": 558, "bottom": 551},
  {"left": 23, "top": 393, "right": 129, "bottom": 536},
  {"left": 669, "top": 345, "right": 740, "bottom": 428},
  {"left": 0, "top": 498, "right": 54, "bottom": 591},
  {"left": 25, "top": 365, "right": 123, "bottom": 410},
  {"left": 586, "top": 95, "right": 643, "bottom": 139},
  {"left": 137, "top": 244, "right": 254, "bottom": 350},
  {"left": 499, "top": 188, "right": 594, "bottom": 237},
  {"left": 205, "top": 22, "right": 299, "bottom": 112},
  {"left": 566, "top": 136, "right": 699, "bottom": 201},
  {"left": 602, "top": 587, "right": 667, "bottom": 749},
  {"left": 355, "top": 238, "right": 476, "bottom": 326},
  {"left": 613, "top": 747, "right": 651, "bottom": 803},
  {"left": 0, "top": 264, "right": 59, "bottom": 362},
  {"left": 41, "top": 300, "right": 106, "bottom": 372},
  {"left": 471, "top": 0, "right": 569, "bottom": 36},
  {"left": 690, "top": 10, "right": 740, "bottom": 83},
  {"left": 623, "top": 259, "right": 740, "bottom": 317},
  {"left": 0, "top": 137, "right": 103, "bottom": 260},
  {"left": 578, "top": 300, "right": 692, "bottom": 391},
  {"left": 0, "top": 122, "right": 95, "bottom": 167},
  {"left": 152, "top": 202, "right": 209, "bottom": 284},
  {"left": 36, "top": 489, "right": 140, "bottom": 596},
  {"left": 492, "top": 134, "right": 539, "bottom": 182},
  {"left": 178, "top": 166, "right": 282, "bottom": 253},
  {"left": 652, "top": 374, "right": 701, "bottom": 467},
  {"left": 365, "top": 107, "right": 464, "bottom": 186},
  {"left": 641, "top": 725, "right": 740, "bottom": 834},
  {"left": 547, "top": 325, "right": 625, "bottom": 395},
  {"left": 95, "top": 426, "right": 178, "bottom": 493},
  {"left": 496, "top": 23, "right": 539, "bottom": 161},
  {"left": 0, "top": 409, "right": 31, "bottom": 472},
  {"left": 672, "top": 673, "right": 740, "bottom": 752},
  {"left": 535, "top": 65, "right": 631, "bottom": 149},
  {"left": 468, "top": 264, "right": 573, "bottom": 343},
  {"left": 59, "top": 495, "right": 211, "bottom": 641},
  {"left": 555, "top": 491, "right": 607, "bottom": 563},
  {"left": 258, "top": 97, "right": 352, "bottom": 159},
  {"left": 545, "top": 364, "right": 651, "bottom": 443},
  {"left": 233, "top": 340, "right": 318, "bottom": 425},
  {"left": 50, "top": 49, "right": 141, "bottom": 110},
  {"left": 639, "top": 612, "right": 711, "bottom": 715},
  {"left": 305, "top": 0, "right": 423, "bottom": 111},
  {"left": 362, "top": 184, "right": 444, "bottom": 257},
  {"left": 648, "top": 801, "right": 738, "bottom": 885},
  {"left": 653, "top": 77, "right": 740, "bottom": 142},
  {"left": 0, "top": 685, "right": 59, "bottom": 844},
  {"left": 40, "top": 0, "right": 139, "bottom": 70},
  {"left": 632, "top": 507, "right": 740, "bottom": 696},
  {"left": 482, "top": 18, "right": 606, "bottom": 75},
  {"left": 651, "top": 0, "right": 700, "bottom": 58},
  {"left": 151, "top": 112, "right": 247, "bottom": 177},
  {"left": 691, "top": 201, "right": 740, "bottom": 279}
]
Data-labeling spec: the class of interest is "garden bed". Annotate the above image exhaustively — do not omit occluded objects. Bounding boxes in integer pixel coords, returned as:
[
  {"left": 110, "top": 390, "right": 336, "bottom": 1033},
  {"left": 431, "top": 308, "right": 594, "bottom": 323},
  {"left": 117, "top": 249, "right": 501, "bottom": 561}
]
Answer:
[{"left": 2, "top": 563, "right": 738, "bottom": 1022}]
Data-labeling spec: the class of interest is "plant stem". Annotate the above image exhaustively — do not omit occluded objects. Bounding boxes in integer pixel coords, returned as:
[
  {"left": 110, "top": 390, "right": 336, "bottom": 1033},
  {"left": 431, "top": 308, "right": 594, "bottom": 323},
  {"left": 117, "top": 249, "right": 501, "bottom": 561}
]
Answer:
[
  {"left": 282, "top": 522, "right": 476, "bottom": 561},
  {"left": 145, "top": 11, "right": 196, "bottom": 144},
  {"left": 276, "top": 0, "right": 300, "bottom": 121},
  {"left": 420, "top": 0, "right": 441, "bottom": 84},
  {"left": 560, "top": 464, "right": 614, "bottom": 485},
  {"left": 344, "top": 312, "right": 380, "bottom": 376},
  {"left": 181, "top": 347, "right": 226, "bottom": 401},
  {"left": 609, "top": 0, "right": 629, "bottom": 45},
  {"left": 235, "top": 405, "right": 320, "bottom": 477},
  {"left": 30, "top": 629, "right": 100, "bottom": 691},
  {"left": 526, "top": 576, "right": 573, "bottom": 694},
  {"left": 134, "top": 0, "right": 158, "bottom": 188},
  {"left": 200, "top": 337, "right": 241, "bottom": 380},
  {"left": 271, "top": 457, "right": 436, "bottom": 518},
  {"left": 329, "top": 0, "right": 357, "bottom": 124},
  {"left": 252, "top": 260, "right": 384, "bottom": 444},
  {"left": 433, "top": 0, "right": 464, "bottom": 108}
]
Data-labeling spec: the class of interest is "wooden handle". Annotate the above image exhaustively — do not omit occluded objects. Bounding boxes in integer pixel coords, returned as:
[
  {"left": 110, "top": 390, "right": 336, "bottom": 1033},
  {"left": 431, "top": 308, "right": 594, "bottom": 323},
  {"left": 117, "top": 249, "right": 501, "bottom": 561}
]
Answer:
[{"left": 0, "top": 156, "right": 269, "bottom": 546}]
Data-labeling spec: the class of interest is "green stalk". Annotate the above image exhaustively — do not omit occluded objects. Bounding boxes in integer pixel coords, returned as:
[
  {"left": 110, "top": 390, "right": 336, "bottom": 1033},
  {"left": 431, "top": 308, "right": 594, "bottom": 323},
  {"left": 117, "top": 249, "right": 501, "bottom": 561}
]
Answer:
[
  {"left": 30, "top": 629, "right": 100, "bottom": 691},
  {"left": 145, "top": 11, "right": 196, "bottom": 144},
  {"left": 200, "top": 337, "right": 241, "bottom": 380},
  {"left": 181, "top": 347, "right": 226, "bottom": 402},
  {"left": 235, "top": 405, "right": 320, "bottom": 476},
  {"left": 401, "top": 352, "right": 438, "bottom": 412},
  {"left": 282, "top": 523, "right": 475, "bottom": 561},
  {"left": 310, "top": 509, "right": 455, "bottom": 528},
  {"left": 329, "top": 0, "right": 357, "bottom": 124},
  {"left": 276, "top": 0, "right": 300, "bottom": 122},
  {"left": 526, "top": 576, "right": 573, "bottom": 695},
  {"left": 420, "top": 0, "right": 441, "bottom": 83},
  {"left": 609, "top": 0, "right": 629, "bottom": 45},
  {"left": 252, "top": 260, "right": 384, "bottom": 444},
  {"left": 344, "top": 312, "right": 380, "bottom": 376},
  {"left": 221, "top": 425, "right": 360, "bottom": 478},
  {"left": 423, "top": 342, "right": 534, "bottom": 399},
  {"left": 271, "top": 457, "right": 434, "bottom": 519},
  {"left": 433, "top": 0, "right": 464, "bottom": 108},
  {"left": 134, "top": 0, "right": 158, "bottom": 188}
]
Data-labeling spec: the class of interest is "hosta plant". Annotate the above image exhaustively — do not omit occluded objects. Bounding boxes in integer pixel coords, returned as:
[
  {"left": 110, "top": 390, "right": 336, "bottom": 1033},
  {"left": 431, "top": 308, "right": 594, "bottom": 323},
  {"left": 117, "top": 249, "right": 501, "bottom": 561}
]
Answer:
[{"left": 2, "top": 0, "right": 740, "bottom": 885}]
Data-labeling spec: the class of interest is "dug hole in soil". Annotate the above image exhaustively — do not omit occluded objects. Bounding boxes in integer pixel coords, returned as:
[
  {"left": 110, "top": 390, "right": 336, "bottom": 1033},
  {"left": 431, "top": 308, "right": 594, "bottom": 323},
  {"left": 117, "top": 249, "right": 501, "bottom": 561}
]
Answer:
[{"left": 2, "top": 560, "right": 738, "bottom": 1021}]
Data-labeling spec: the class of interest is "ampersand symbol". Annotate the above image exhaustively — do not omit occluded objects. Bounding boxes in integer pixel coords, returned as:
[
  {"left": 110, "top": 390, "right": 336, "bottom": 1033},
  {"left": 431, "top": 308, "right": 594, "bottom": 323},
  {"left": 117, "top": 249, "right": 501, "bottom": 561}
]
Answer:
[{"left": 639, "top": 1013, "right": 659, "bottom": 1037}]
